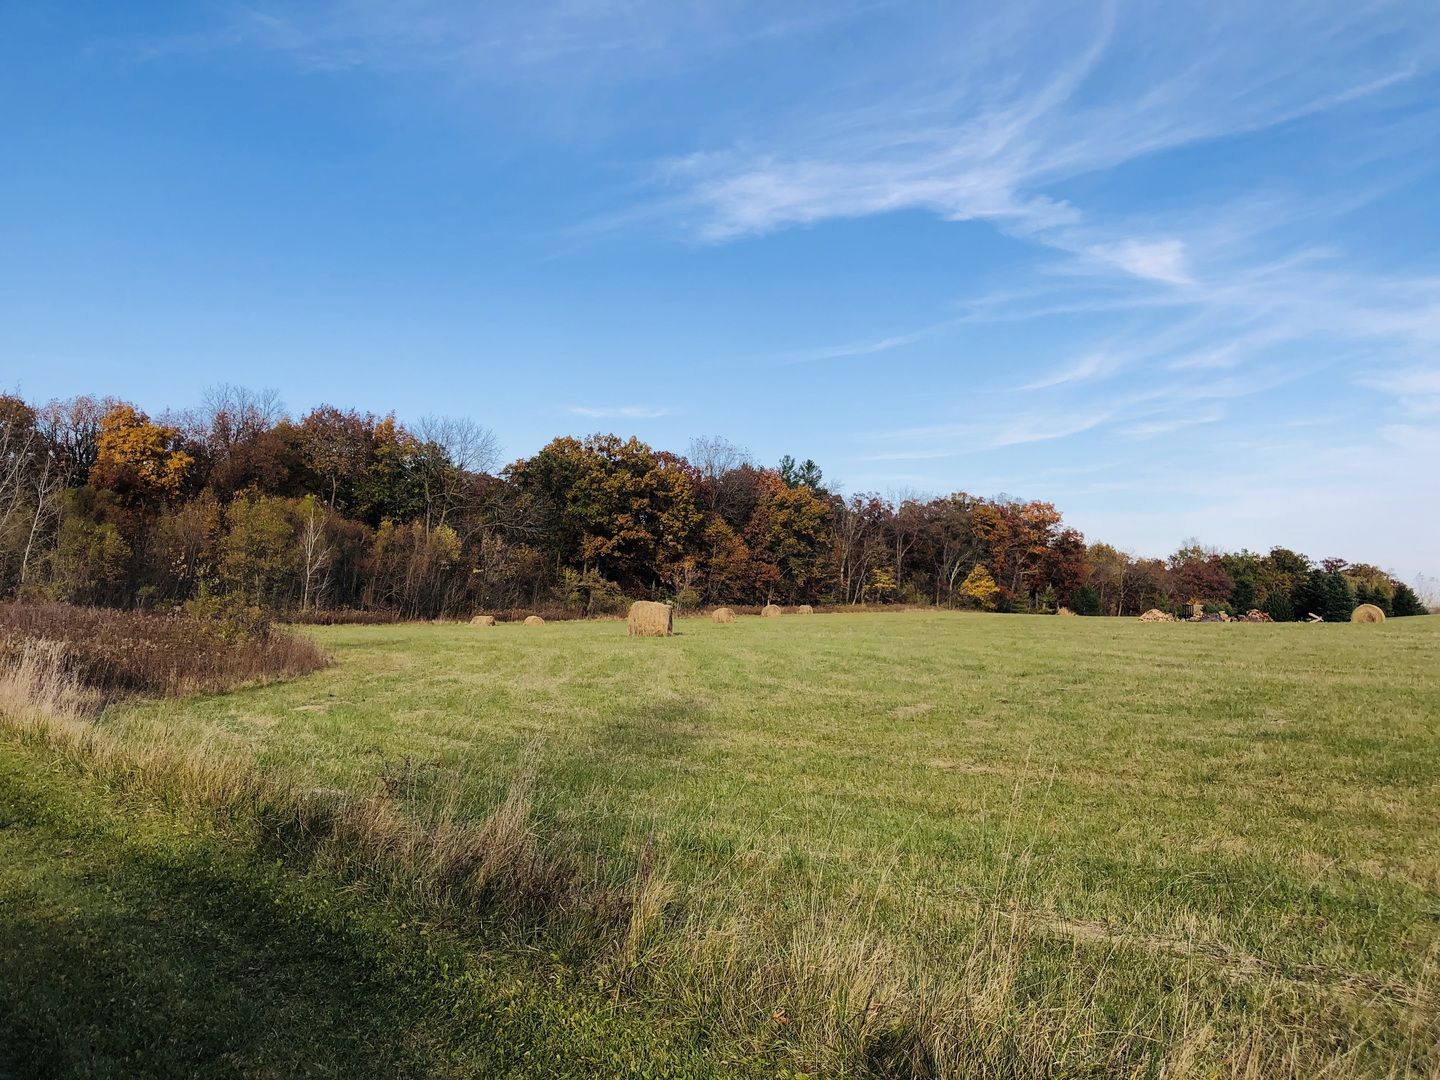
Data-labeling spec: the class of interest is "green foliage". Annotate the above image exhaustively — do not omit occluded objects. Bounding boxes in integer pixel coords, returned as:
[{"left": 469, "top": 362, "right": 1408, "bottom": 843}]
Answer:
[
  {"left": 1292, "top": 569, "right": 1355, "bottom": 623},
  {"left": 1070, "top": 583, "right": 1102, "bottom": 616},
  {"left": 1391, "top": 581, "right": 1427, "bottom": 617},
  {"left": 777, "top": 454, "right": 824, "bottom": 492},
  {"left": 1261, "top": 587, "right": 1295, "bottom": 622},
  {"left": 560, "top": 568, "right": 628, "bottom": 615}
]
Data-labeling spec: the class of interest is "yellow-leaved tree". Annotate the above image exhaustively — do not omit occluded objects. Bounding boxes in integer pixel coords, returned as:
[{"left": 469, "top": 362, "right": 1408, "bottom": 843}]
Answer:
[
  {"left": 958, "top": 564, "right": 1000, "bottom": 610},
  {"left": 89, "top": 404, "right": 192, "bottom": 506}
]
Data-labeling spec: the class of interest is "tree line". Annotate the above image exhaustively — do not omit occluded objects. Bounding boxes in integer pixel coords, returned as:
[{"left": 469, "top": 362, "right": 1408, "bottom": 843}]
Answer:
[{"left": 0, "top": 388, "right": 1427, "bottom": 621}]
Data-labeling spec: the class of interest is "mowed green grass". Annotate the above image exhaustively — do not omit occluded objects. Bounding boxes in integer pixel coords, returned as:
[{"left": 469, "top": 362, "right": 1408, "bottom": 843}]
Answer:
[{"left": 63, "top": 613, "right": 1440, "bottom": 1070}]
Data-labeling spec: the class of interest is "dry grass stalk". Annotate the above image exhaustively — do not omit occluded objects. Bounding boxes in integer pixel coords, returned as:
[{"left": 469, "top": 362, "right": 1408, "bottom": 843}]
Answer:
[
  {"left": 0, "top": 602, "right": 330, "bottom": 699},
  {"left": 627, "top": 601, "right": 674, "bottom": 638}
]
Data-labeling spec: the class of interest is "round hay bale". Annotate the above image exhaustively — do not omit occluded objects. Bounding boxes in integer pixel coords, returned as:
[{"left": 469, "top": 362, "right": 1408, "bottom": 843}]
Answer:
[
  {"left": 711, "top": 607, "right": 736, "bottom": 623},
  {"left": 760, "top": 604, "right": 783, "bottom": 618},
  {"left": 522, "top": 615, "right": 545, "bottom": 626},
  {"left": 1351, "top": 603, "right": 1385, "bottom": 623},
  {"left": 1055, "top": 606, "right": 1075, "bottom": 617},
  {"left": 628, "top": 600, "right": 674, "bottom": 637},
  {"left": 796, "top": 604, "right": 814, "bottom": 615},
  {"left": 470, "top": 615, "right": 496, "bottom": 626}
]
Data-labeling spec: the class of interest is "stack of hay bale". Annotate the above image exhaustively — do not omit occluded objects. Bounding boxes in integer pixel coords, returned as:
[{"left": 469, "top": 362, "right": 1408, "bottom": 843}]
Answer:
[
  {"left": 1138, "top": 609, "right": 1176, "bottom": 622},
  {"left": 628, "top": 600, "right": 674, "bottom": 637}
]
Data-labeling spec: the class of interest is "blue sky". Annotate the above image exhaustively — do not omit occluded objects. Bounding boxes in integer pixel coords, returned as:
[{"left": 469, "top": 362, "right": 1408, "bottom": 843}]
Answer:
[{"left": 3, "top": 1, "right": 1438, "bottom": 578}]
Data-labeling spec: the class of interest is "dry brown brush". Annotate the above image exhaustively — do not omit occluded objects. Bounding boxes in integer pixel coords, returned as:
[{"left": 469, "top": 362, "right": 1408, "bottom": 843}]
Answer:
[{"left": 0, "top": 602, "right": 330, "bottom": 698}]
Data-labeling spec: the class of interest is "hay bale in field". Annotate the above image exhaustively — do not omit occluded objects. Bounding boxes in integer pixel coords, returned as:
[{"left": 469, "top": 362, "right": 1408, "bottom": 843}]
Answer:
[
  {"left": 470, "top": 615, "right": 496, "bottom": 627},
  {"left": 1138, "top": 608, "right": 1176, "bottom": 623},
  {"left": 761, "top": 604, "right": 783, "bottom": 618},
  {"left": 1351, "top": 603, "right": 1385, "bottom": 623},
  {"left": 523, "top": 615, "right": 545, "bottom": 626},
  {"left": 628, "top": 600, "right": 674, "bottom": 637},
  {"left": 711, "top": 607, "right": 736, "bottom": 623},
  {"left": 1056, "top": 606, "right": 1075, "bottom": 617},
  {"left": 796, "top": 604, "right": 815, "bottom": 615}
]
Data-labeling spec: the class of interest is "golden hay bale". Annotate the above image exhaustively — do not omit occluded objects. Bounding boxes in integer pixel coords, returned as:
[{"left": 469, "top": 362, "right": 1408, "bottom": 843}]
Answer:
[
  {"left": 522, "top": 615, "right": 545, "bottom": 626},
  {"left": 761, "top": 604, "right": 783, "bottom": 618},
  {"left": 1351, "top": 603, "right": 1385, "bottom": 623},
  {"left": 711, "top": 607, "right": 736, "bottom": 623},
  {"left": 627, "top": 600, "right": 674, "bottom": 637},
  {"left": 1055, "top": 607, "right": 1076, "bottom": 617},
  {"left": 796, "top": 604, "right": 815, "bottom": 615},
  {"left": 1138, "top": 608, "right": 1176, "bottom": 623},
  {"left": 470, "top": 615, "right": 496, "bottom": 627}
]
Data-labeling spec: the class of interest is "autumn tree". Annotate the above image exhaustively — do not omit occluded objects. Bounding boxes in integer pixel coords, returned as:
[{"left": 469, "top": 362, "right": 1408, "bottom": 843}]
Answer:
[
  {"left": 958, "top": 564, "right": 999, "bottom": 610},
  {"left": 89, "top": 404, "right": 193, "bottom": 507},
  {"left": 509, "top": 434, "right": 702, "bottom": 593},
  {"left": 296, "top": 406, "right": 377, "bottom": 513}
]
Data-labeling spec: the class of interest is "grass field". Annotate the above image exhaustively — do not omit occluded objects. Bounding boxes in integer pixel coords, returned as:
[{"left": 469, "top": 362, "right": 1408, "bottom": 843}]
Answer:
[{"left": 4, "top": 611, "right": 1438, "bottom": 1077}]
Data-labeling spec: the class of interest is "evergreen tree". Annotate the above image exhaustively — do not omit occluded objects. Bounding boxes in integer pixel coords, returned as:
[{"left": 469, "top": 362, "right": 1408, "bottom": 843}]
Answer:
[
  {"left": 1230, "top": 576, "right": 1257, "bottom": 612},
  {"left": 1262, "top": 588, "right": 1294, "bottom": 622},
  {"left": 1070, "top": 583, "right": 1102, "bottom": 616},
  {"left": 1295, "top": 569, "right": 1355, "bottom": 622},
  {"left": 1392, "top": 582, "right": 1428, "bottom": 617}
]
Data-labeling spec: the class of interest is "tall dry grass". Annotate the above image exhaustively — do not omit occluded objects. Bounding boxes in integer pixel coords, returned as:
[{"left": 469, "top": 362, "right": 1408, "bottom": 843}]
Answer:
[
  {"left": 1, "top": 636, "right": 1434, "bottom": 1077},
  {"left": 0, "top": 602, "right": 330, "bottom": 698}
]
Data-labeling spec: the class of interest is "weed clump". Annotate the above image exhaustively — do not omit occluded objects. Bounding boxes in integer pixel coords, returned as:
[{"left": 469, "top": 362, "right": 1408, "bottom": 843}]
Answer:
[{"left": 0, "top": 602, "right": 330, "bottom": 699}]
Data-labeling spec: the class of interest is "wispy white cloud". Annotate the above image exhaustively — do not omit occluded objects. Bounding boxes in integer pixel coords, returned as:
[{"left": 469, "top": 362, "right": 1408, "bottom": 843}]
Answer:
[
  {"left": 1085, "top": 238, "right": 1192, "bottom": 284},
  {"left": 569, "top": 404, "right": 669, "bottom": 419}
]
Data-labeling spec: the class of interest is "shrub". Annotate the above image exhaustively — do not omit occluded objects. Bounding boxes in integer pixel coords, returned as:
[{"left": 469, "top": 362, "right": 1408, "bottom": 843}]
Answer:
[{"left": 0, "top": 602, "right": 330, "bottom": 699}]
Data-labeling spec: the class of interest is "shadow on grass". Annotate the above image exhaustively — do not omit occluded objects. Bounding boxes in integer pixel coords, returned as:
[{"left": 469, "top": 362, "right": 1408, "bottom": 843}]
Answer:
[
  {"left": 0, "top": 748, "right": 754, "bottom": 1080},
  {"left": 0, "top": 809, "right": 435, "bottom": 1077}
]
